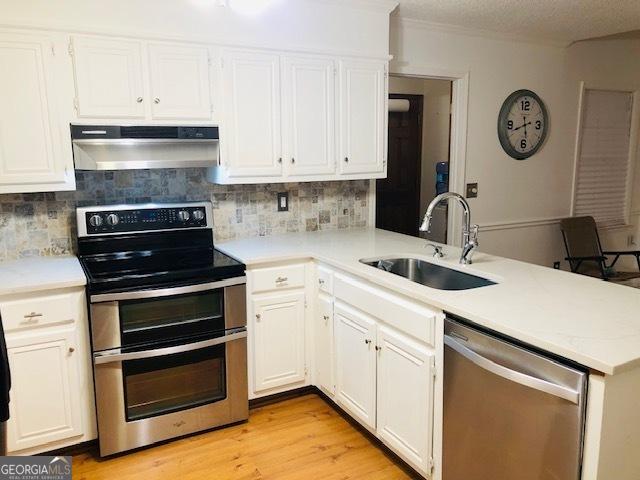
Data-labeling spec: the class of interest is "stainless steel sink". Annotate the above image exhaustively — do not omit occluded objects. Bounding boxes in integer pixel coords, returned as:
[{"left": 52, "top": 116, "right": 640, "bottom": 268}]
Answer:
[{"left": 361, "top": 257, "right": 496, "bottom": 291}]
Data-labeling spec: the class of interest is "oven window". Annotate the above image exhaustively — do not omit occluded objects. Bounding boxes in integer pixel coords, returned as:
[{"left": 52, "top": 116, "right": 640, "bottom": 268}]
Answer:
[
  {"left": 119, "top": 290, "right": 224, "bottom": 345},
  {"left": 122, "top": 344, "right": 226, "bottom": 421}
]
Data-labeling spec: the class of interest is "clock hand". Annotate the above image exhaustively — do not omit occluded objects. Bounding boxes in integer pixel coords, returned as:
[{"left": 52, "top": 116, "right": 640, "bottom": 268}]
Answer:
[
  {"left": 512, "top": 121, "right": 532, "bottom": 131},
  {"left": 523, "top": 116, "right": 528, "bottom": 137}
]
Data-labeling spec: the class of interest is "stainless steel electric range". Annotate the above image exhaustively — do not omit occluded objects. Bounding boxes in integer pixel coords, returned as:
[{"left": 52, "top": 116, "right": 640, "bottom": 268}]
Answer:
[{"left": 76, "top": 202, "right": 248, "bottom": 456}]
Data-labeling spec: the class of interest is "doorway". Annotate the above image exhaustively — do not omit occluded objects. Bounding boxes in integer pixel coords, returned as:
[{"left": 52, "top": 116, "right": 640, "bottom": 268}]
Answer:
[{"left": 376, "top": 75, "right": 453, "bottom": 242}]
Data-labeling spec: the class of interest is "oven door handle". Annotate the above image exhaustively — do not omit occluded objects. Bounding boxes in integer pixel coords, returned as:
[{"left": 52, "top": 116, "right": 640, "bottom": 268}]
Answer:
[
  {"left": 90, "top": 276, "right": 246, "bottom": 303},
  {"left": 94, "top": 329, "right": 247, "bottom": 365}
]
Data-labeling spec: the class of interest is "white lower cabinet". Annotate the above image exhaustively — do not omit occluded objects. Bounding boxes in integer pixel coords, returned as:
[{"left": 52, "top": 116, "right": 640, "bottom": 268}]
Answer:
[
  {"left": 0, "top": 287, "right": 95, "bottom": 455},
  {"left": 252, "top": 291, "right": 306, "bottom": 393},
  {"left": 334, "top": 302, "right": 377, "bottom": 430},
  {"left": 315, "top": 293, "right": 334, "bottom": 395},
  {"left": 377, "top": 325, "right": 435, "bottom": 474},
  {"left": 6, "top": 328, "right": 82, "bottom": 451}
]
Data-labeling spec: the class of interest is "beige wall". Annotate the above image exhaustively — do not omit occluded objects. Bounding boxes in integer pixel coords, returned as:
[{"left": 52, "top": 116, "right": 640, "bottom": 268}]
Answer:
[
  {"left": 566, "top": 39, "right": 640, "bottom": 270},
  {"left": 390, "top": 19, "right": 640, "bottom": 268},
  {"left": 388, "top": 75, "right": 452, "bottom": 217}
]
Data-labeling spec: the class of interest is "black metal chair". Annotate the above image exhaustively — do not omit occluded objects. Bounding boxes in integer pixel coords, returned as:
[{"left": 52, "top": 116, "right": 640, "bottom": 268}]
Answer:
[{"left": 560, "top": 216, "right": 640, "bottom": 282}]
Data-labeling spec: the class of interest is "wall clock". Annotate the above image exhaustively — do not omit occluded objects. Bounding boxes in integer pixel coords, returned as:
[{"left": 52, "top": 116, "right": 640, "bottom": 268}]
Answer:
[{"left": 497, "top": 89, "right": 548, "bottom": 160}]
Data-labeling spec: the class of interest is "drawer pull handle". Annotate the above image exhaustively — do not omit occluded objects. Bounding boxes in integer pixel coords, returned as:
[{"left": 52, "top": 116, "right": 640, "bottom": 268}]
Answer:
[
  {"left": 23, "top": 312, "right": 43, "bottom": 320},
  {"left": 365, "top": 339, "right": 371, "bottom": 345},
  {"left": 318, "top": 279, "right": 325, "bottom": 285},
  {"left": 255, "top": 314, "right": 261, "bottom": 321},
  {"left": 323, "top": 315, "right": 330, "bottom": 321},
  {"left": 375, "top": 345, "right": 381, "bottom": 351},
  {"left": 275, "top": 276, "right": 288, "bottom": 283}
]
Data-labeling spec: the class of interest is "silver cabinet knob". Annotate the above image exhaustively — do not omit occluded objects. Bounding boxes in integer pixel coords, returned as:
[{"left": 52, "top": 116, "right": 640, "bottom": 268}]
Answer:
[
  {"left": 154, "top": 97, "right": 160, "bottom": 104},
  {"left": 136, "top": 97, "right": 143, "bottom": 103},
  {"left": 106, "top": 214, "right": 119, "bottom": 226},
  {"left": 89, "top": 214, "right": 103, "bottom": 227}
]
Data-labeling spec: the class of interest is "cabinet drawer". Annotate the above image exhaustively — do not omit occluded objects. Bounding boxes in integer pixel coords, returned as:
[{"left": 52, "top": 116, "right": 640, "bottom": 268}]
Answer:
[
  {"left": 0, "top": 292, "right": 78, "bottom": 333},
  {"left": 317, "top": 265, "right": 333, "bottom": 294},
  {"left": 251, "top": 264, "right": 306, "bottom": 293},
  {"left": 334, "top": 273, "right": 438, "bottom": 346}
]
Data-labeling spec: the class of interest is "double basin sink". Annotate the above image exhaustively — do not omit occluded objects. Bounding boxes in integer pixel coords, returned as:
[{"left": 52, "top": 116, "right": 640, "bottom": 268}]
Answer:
[{"left": 361, "top": 257, "right": 496, "bottom": 291}]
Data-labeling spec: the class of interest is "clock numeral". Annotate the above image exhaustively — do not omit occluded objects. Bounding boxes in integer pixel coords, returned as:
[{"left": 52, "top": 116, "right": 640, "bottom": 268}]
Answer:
[
  {"left": 507, "top": 120, "right": 514, "bottom": 130},
  {"left": 520, "top": 138, "right": 527, "bottom": 150},
  {"left": 521, "top": 100, "right": 531, "bottom": 111},
  {"left": 535, "top": 120, "right": 542, "bottom": 130}
]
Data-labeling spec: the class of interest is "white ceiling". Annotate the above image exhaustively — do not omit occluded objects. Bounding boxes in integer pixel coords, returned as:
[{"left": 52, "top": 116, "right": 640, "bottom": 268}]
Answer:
[{"left": 390, "top": 0, "right": 640, "bottom": 44}]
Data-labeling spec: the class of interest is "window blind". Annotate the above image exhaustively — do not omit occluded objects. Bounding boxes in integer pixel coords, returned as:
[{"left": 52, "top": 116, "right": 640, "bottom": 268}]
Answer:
[{"left": 574, "top": 89, "right": 633, "bottom": 228}]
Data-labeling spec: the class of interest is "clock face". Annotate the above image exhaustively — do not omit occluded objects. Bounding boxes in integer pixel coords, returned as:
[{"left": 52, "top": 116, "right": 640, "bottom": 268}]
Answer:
[{"left": 497, "top": 89, "right": 548, "bottom": 160}]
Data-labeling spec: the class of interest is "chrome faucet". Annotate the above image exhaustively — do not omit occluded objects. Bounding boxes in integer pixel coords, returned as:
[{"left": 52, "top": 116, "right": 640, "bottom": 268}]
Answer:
[{"left": 420, "top": 192, "right": 479, "bottom": 265}]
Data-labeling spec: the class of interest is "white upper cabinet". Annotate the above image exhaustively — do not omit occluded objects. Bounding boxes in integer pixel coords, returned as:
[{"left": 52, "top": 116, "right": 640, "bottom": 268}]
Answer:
[
  {"left": 71, "top": 36, "right": 146, "bottom": 119},
  {"left": 282, "top": 56, "right": 335, "bottom": 177},
  {"left": 0, "top": 31, "right": 74, "bottom": 193},
  {"left": 220, "top": 49, "right": 282, "bottom": 178},
  {"left": 338, "top": 59, "right": 386, "bottom": 175},
  {"left": 70, "top": 36, "right": 213, "bottom": 123},
  {"left": 147, "top": 44, "right": 212, "bottom": 120}
]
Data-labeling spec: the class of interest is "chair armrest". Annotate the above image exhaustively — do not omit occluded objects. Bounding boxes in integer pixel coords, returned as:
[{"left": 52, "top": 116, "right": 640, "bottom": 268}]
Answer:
[{"left": 565, "top": 256, "right": 606, "bottom": 262}]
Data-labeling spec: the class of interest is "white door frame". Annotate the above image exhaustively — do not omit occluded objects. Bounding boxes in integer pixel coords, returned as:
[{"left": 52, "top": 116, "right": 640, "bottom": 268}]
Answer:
[{"left": 370, "top": 63, "right": 469, "bottom": 247}]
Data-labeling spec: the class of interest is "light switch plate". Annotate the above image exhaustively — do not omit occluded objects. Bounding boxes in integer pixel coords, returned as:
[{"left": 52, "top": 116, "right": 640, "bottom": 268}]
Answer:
[
  {"left": 466, "top": 183, "right": 478, "bottom": 198},
  {"left": 277, "top": 192, "right": 289, "bottom": 212}
]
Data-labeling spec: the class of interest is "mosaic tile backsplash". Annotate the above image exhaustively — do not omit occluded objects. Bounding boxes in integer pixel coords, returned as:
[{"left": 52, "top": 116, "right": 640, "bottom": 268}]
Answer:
[{"left": 0, "top": 169, "right": 370, "bottom": 261}]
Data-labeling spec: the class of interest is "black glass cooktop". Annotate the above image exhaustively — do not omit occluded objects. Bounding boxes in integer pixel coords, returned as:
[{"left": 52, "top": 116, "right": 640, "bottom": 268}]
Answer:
[{"left": 78, "top": 230, "right": 245, "bottom": 295}]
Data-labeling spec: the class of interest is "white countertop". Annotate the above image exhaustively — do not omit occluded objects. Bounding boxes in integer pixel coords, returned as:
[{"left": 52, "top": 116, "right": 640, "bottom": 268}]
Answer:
[
  {"left": 0, "top": 256, "right": 86, "bottom": 296},
  {"left": 218, "top": 228, "right": 640, "bottom": 375}
]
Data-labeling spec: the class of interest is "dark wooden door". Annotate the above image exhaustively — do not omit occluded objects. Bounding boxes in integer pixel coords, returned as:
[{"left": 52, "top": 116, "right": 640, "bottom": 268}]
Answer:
[{"left": 376, "top": 94, "right": 423, "bottom": 236}]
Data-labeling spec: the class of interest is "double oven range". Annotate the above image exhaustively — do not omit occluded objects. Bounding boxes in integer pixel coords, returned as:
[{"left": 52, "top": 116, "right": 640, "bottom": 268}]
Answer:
[{"left": 77, "top": 202, "right": 248, "bottom": 456}]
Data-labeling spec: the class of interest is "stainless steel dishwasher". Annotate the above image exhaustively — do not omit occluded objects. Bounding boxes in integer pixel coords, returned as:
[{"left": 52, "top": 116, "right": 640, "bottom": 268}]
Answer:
[{"left": 444, "top": 317, "right": 587, "bottom": 480}]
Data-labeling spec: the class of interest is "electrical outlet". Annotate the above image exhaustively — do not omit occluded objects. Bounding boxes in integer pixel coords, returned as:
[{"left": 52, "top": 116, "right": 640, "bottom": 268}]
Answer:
[
  {"left": 553, "top": 261, "right": 561, "bottom": 270},
  {"left": 277, "top": 192, "right": 289, "bottom": 212},
  {"left": 466, "top": 183, "right": 478, "bottom": 198}
]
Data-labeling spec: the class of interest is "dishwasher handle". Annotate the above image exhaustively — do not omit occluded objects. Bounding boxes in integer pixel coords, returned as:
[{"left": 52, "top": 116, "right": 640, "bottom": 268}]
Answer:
[{"left": 444, "top": 334, "right": 580, "bottom": 404}]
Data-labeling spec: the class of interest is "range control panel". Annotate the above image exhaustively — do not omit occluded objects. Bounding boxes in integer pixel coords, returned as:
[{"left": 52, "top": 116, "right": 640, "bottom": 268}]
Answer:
[{"left": 83, "top": 205, "right": 209, "bottom": 235}]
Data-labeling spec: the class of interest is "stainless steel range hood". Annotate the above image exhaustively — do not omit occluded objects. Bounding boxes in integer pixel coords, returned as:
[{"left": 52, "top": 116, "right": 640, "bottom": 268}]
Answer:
[{"left": 71, "top": 125, "right": 219, "bottom": 171}]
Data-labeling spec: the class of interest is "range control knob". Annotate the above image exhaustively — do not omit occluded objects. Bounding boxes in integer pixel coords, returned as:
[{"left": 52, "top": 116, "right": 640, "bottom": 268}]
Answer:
[
  {"left": 192, "top": 209, "right": 205, "bottom": 221},
  {"left": 177, "top": 210, "right": 190, "bottom": 222},
  {"left": 89, "top": 215, "right": 103, "bottom": 227},
  {"left": 106, "top": 214, "right": 120, "bottom": 226}
]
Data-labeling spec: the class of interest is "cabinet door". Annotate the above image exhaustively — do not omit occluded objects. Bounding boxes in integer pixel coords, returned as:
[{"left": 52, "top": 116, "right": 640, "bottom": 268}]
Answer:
[
  {"left": 221, "top": 50, "right": 282, "bottom": 177},
  {"left": 6, "top": 328, "right": 82, "bottom": 452},
  {"left": 71, "top": 36, "right": 145, "bottom": 118},
  {"left": 0, "top": 32, "right": 73, "bottom": 193},
  {"left": 315, "top": 293, "right": 334, "bottom": 395},
  {"left": 148, "top": 44, "right": 212, "bottom": 120},
  {"left": 334, "top": 302, "right": 376, "bottom": 430},
  {"left": 252, "top": 291, "right": 306, "bottom": 392},
  {"left": 282, "top": 56, "right": 335, "bottom": 177},
  {"left": 377, "top": 325, "right": 434, "bottom": 474},
  {"left": 338, "top": 59, "right": 386, "bottom": 175}
]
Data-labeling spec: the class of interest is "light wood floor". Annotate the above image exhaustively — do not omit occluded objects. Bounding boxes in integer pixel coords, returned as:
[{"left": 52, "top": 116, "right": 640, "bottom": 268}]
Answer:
[{"left": 72, "top": 394, "right": 416, "bottom": 480}]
